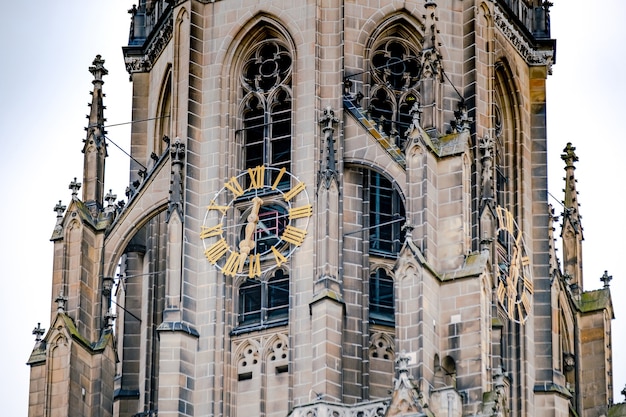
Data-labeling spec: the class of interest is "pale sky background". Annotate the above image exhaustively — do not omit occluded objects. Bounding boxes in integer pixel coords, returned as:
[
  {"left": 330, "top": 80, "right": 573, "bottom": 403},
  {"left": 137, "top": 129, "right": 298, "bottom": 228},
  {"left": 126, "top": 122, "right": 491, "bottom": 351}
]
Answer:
[{"left": 0, "top": 1, "right": 624, "bottom": 416}]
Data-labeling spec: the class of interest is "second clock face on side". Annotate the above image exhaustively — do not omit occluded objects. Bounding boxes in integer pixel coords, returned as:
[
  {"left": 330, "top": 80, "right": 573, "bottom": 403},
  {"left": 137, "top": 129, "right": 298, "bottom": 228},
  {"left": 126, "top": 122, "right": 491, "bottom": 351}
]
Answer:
[
  {"left": 201, "top": 165, "right": 312, "bottom": 279},
  {"left": 495, "top": 206, "right": 533, "bottom": 324}
]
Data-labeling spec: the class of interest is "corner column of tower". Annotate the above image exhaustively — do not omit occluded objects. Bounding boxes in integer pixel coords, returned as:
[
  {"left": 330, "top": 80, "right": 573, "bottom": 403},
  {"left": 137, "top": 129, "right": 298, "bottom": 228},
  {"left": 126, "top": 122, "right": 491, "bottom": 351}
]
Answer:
[
  {"left": 308, "top": 0, "right": 345, "bottom": 404},
  {"left": 82, "top": 55, "right": 108, "bottom": 210}
]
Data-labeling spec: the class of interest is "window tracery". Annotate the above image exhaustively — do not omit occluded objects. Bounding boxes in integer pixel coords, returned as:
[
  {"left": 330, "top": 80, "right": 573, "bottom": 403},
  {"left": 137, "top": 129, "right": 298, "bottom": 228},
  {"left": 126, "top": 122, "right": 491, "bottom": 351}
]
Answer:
[
  {"left": 240, "top": 37, "right": 293, "bottom": 188},
  {"left": 368, "top": 33, "right": 421, "bottom": 148}
]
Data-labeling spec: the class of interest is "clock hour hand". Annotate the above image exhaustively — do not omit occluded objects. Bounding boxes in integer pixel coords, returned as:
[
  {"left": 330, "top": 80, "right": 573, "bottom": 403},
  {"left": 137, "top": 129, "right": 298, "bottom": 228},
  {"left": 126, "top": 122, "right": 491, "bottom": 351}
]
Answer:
[{"left": 238, "top": 197, "right": 263, "bottom": 272}]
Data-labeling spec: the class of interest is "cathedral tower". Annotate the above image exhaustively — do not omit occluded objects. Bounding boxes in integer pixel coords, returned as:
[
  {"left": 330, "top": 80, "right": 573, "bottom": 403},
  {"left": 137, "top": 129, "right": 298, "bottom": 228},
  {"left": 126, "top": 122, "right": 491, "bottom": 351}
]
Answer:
[{"left": 28, "top": 1, "right": 620, "bottom": 417}]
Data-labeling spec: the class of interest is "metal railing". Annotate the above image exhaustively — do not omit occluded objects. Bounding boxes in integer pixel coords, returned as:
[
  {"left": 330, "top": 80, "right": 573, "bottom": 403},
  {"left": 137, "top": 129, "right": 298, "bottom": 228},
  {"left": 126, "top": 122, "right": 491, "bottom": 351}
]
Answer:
[
  {"left": 288, "top": 399, "right": 388, "bottom": 417},
  {"left": 128, "top": 0, "right": 172, "bottom": 46}
]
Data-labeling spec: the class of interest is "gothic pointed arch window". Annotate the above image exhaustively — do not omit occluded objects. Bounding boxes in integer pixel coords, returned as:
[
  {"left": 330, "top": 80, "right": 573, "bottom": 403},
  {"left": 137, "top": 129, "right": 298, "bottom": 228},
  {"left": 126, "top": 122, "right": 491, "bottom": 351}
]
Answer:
[
  {"left": 239, "top": 32, "right": 293, "bottom": 189},
  {"left": 493, "top": 61, "right": 521, "bottom": 208},
  {"left": 155, "top": 68, "right": 172, "bottom": 158},
  {"left": 367, "top": 25, "right": 422, "bottom": 148}
]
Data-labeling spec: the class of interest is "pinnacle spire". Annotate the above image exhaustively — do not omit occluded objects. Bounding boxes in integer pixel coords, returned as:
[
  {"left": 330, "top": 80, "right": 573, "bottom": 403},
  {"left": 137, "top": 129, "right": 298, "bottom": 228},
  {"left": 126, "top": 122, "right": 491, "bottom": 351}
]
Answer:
[
  {"left": 419, "top": 0, "right": 442, "bottom": 131},
  {"left": 82, "top": 55, "right": 108, "bottom": 210},
  {"left": 560, "top": 142, "right": 584, "bottom": 288},
  {"left": 561, "top": 142, "right": 580, "bottom": 213}
]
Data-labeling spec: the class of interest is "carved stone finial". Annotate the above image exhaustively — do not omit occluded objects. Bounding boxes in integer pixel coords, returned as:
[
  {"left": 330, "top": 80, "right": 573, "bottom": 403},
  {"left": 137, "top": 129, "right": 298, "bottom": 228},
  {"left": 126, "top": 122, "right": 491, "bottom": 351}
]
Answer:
[
  {"left": 319, "top": 106, "right": 339, "bottom": 189},
  {"left": 89, "top": 55, "right": 108, "bottom": 84},
  {"left": 479, "top": 135, "right": 495, "bottom": 202},
  {"left": 104, "top": 309, "right": 116, "bottom": 329},
  {"left": 404, "top": 101, "right": 423, "bottom": 137},
  {"left": 167, "top": 138, "right": 185, "bottom": 221},
  {"left": 105, "top": 190, "right": 117, "bottom": 210},
  {"left": 32, "top": 323, "right": 45, "bottom": 342},
  {"left": 55, "top": 291, "right": 68, "bottom": 313},
  {"left": 102, "top": 275, "right": 114, "bottom": 298},
  {"left": 452, "top": 101, "right": 473, "bottom": 132},
  {"left": 69, "top": 178, "right": 82, "bottom": 200},
  {"left": 402, "top": 220, "right": 415, "bottom": 237},
  {"left": 396, "top": 351, "right": 411, "bottom": 373},
  {"left": 493, "top": 366, "right": 505, "bottom": 389},
  {"left": 563, "top": 352, "right": 576, "bottom": 373},
  {"left": 386, "top": 351, "right": 425, "bottom": 415},
  {"left": 320, "top": 105, "right": 339, "bottom": 131},
  {"left": 54, "top": 200, "right": 67, "bottom": 219},
  {"left": 600, "top": 270, "right": 612, "bottom": 288},
  {"left": 561, "top": 142, "right": 578, "bottom": 168}
]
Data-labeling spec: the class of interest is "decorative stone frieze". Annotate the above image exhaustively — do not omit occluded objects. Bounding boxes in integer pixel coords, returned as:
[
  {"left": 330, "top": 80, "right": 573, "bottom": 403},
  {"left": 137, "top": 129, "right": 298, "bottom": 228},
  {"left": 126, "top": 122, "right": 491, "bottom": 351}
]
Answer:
[{"left": 493, "top": 5, "right": 554, "bottom": 70}]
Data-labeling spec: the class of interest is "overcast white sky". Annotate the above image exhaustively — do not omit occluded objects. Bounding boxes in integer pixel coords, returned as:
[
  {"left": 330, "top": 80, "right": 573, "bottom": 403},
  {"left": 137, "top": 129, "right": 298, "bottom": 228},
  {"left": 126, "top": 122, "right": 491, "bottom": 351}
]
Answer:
[{"left": 0, "top": 1, "right": 623, "bottom": 416}]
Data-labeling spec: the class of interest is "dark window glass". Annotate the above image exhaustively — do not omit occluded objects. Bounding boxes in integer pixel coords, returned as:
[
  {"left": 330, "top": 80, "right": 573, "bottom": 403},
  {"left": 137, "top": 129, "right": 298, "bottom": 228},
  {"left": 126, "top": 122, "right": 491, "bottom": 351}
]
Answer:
[
  {"left": 239, "top": 279, "right": 262, "bottom": 325},
  {"left": 237, "top": 270, "right": 290, "bottom": 330},
  {"left": 267, "top": 270, "right": 289, "bottom": 320},
  {"left": 368, "top": 171, "right": 405, "bottom": 255},
  {"left": 369, "top": 35, "right": 421, "bottom": 146},
  {"left": 241, "top": 38, "right": 292, "bottom": 189},
  {"left": 370, "top": 269, "right": 394, "bottom": 325}
]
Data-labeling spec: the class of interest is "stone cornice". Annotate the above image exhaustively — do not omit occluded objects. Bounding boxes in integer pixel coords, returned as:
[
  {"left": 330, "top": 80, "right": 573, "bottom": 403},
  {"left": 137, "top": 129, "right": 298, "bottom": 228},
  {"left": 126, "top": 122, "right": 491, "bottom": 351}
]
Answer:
[
  {"left": 493, "top": 4, "right": 554, "bottom": 70},
  {"left": 123, "top": 11, "right": 173, "bottom": 74}
]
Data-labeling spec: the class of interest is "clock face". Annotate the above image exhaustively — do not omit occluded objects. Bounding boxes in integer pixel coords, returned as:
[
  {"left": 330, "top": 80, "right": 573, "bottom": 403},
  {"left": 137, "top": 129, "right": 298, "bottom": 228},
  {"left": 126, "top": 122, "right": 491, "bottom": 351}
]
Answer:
[
  {"left": 201, "top": 165, "right": 312, "bottom": 278},
  {"left": 495, "top": 206, "right": 533, "bottom": 324}
]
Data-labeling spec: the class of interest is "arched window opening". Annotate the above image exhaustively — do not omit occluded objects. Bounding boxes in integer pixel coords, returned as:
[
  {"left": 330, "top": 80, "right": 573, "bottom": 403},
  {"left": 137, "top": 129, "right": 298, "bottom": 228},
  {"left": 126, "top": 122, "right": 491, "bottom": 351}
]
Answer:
[
  {"left": 240, "top": 36, "right": 293, "bottom": 190},
  {"left": 156, "top": 71, "right": 172, "bottom": 158},
  {"left": 493, "top": 62, "right": 520, "bottom": 209},
  {"left": 368, "top": 29, "right": 421, "bottom": 149}
]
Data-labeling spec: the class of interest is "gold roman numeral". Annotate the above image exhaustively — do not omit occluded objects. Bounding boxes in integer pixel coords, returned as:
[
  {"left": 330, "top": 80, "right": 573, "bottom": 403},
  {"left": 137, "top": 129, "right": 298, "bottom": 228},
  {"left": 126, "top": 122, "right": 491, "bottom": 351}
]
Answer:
[
  {"left": 521, "top": 292, "right": 531, "bottom": 313},
  {"left": 282, "top": 182, "right": 306, "bottom": 202},
  {"left": 207, "top": 200, "right": 229, "bottom": 215},
  {"left": 222, "top": 251, "right": 241, "bottom": 277},
  {"left": 248, "top": 165, "right": 266, "bottom": 190},
  {"left": 496, "top": 206, "right": 515, "bottom": 235},
  {"left": 271, "top": 246, "right": 288, "bottom": 267},
  {"left": 523, "top": 277, "right": 534, "bottom": 294},
  {"left": 224, "top": 177, "right": 244, "bottom": 197},
  {"left": 281, "top": 225, "right": 307, "bottom": 246},
  {"left": 248, "top": 254, "right": 261, "bottom": 278},
  {"left": 271, "top": 167, "right": 287, "bottom": 189},
  {"left": 288, "top": 204, "right": 313, "bottom": 220},
  {"left": 200, "top": 224, "right": 223, "bottom": 239},
  {"left": 204, "top": 238, "right": 228, "bottom": 264},
  {"left": 508, "top": 296, "right": 516, "bottom": 320},
  {"left": 497, "top": 281, "right": 506, "bottom": 305}
]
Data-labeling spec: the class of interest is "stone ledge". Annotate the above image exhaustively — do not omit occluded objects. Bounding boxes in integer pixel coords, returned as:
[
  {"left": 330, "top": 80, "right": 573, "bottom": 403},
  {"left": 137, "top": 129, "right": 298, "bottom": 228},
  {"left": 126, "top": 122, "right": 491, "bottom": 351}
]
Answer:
[{"left": 156, "top": 321, "right": 200, "bottom": 337}]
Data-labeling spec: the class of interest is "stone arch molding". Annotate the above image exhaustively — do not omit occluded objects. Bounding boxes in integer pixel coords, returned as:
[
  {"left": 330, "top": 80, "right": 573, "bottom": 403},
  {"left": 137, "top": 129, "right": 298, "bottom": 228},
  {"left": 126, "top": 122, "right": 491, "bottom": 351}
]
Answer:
[
  {"left": 219, "top": 12, "right": 301, "bottom": 78},
  {"left": 357, "top": 10, "right": 424, "bottom": 58},
  {"left": 369, "top": 332, "right": 395, "bottom": 360},
  {"left": 103, "top": 154, "right": 171, "bottom": 278},
  {"left": 233, "top": 332, "right": 290, "bottom": 374}
]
